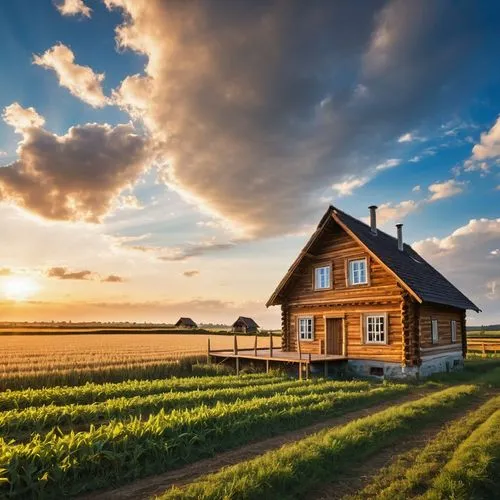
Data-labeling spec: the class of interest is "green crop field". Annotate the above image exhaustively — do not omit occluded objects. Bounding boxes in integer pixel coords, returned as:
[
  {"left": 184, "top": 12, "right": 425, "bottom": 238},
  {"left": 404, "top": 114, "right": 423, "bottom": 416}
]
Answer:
[{"left": 0, "top": 357, "right": 498, "bottom": 498}]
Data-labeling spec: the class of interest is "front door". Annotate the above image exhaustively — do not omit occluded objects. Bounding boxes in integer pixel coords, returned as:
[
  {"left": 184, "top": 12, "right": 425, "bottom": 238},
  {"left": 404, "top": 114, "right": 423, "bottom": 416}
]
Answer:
[{"left": 326, "top": 318, "right": 343, "bottom": 355}]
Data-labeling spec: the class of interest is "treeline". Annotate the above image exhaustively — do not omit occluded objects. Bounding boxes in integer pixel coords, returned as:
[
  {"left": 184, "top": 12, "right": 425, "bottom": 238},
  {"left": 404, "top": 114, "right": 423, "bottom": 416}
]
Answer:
[{"left": 467, "top": 325, "right": 500, "bottom": 332}]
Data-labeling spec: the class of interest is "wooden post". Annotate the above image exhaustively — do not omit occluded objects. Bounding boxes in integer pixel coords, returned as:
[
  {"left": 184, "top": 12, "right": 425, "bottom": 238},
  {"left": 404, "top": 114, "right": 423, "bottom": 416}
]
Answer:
[
  {"left": 298, "top": 337, "right": 302, "bottom": 361},
  {"left": 254, "top": 335, "right": 258, "bottom": 356},
  {"left": 270, "top": 331, "right": 273, "bottom": 358},
  {"left": 236, "top": 357, "right": 240, "bottom": 375},
  {"left": 307, "top": 354, "right": 311, "bottom": 380},
  {"left": 266, "top": 359, "right": 269, "bottom": 373},
  {"left": 207, "top": 338, "right": 211, "bottom": 364},
  {"left": 233, "top": 334, "right": 238, "bottom": 355},
  {"left": 482, "top": 343, "right": 486, "bottom": 357},
  {"left": 298, "top": 362, "right": 302, "bottom": 380}
]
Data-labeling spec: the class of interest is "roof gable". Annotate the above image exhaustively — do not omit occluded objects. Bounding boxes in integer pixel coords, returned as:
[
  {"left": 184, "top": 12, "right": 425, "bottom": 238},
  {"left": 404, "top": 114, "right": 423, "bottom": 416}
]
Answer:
[{"left": 267, "top": 206, "right": 480, "bottom": 312}]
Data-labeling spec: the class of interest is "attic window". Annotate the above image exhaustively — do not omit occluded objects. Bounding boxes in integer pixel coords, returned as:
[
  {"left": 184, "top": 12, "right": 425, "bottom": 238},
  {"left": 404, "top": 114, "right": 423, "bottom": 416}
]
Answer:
[
  {"left": 314, "top": 265, "right": 331, "bottom": 290},
  {"left": 349, "top": 258, "right": 367, "bottom": 285}
]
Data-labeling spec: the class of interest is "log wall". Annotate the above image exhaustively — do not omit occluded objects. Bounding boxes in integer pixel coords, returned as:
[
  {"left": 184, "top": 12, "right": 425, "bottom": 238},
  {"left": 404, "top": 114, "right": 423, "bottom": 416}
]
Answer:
[{"left": 419, "top": 303, "right": 464, "bottom": 357}]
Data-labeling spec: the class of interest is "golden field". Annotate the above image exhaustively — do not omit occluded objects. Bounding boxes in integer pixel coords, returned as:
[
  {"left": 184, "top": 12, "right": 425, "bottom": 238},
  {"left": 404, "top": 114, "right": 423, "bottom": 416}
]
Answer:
[{"left": 0, "top": 333, "right": 277, "bottom": 390}]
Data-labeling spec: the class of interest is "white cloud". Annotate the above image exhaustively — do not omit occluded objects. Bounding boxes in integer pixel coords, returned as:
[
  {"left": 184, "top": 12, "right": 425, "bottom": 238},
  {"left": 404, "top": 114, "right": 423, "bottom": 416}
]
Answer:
[
  {"left": 2, "top": 102, "right": 45, "bottom": 131},
  {"left": 413, "top": 218, "right": 500, "bottom": 321},
  {"left": 332, "top": 177, "right": 368, "bottom": 197},
  {"left": 55, "top": 0, "right": 92, "bottom": 17},
  {"left": 1, "top": 103, "right": 151, "bottom": 222},
  {"left": 398, "top": 133, "right": 414, "bottom": 143},
  {"left": 375, "top": 158, "right": 401, "bottom": 171},
  {"left": 490, "top": 249, "right": 500, "bottom": 256},
  {"left": 33, "top": 44, "right": 108, "bottom": 107},
  {"left": 412, "top": 185, "right": 421, "bottom": 192},
  {"left": 375, "top": 200, "right": 419, "bottom": 225},
  {"left": 427, "top": 179, "right": 466, "bottom": 201},
  {"left": 471, "top": 116, "right": 500, "bottom": 160}
]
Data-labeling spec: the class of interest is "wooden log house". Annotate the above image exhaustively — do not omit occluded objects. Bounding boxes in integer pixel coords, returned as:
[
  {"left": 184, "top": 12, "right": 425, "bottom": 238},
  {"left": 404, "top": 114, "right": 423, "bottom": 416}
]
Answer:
[
  {"left": 264, "top": 205, "right": 480, "bottom": 378},
  {"left": 175, "top": 317, "right": 198, "bottom": 329}
]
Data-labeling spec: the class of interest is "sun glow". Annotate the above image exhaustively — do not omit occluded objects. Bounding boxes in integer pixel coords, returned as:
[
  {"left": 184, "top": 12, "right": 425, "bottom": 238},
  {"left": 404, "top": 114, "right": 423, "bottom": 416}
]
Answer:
[{"left": 2, "top": 276, "right": 40, "bottom": 301}]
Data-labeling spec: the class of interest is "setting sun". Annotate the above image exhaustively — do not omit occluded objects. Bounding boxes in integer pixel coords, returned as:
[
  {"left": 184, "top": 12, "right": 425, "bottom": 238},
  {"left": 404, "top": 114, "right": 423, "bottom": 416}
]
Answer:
[{"left": 2, "top": 276, "right": 40, "bottom": 301}]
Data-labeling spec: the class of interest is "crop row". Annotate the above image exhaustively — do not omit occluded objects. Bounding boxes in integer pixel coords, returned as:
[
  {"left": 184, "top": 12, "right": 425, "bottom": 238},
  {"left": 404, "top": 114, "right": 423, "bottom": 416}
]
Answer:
[
  {"left": 0, "top": 383, "right": 409, "bottom": 497},
  {"left": 424, "top": 407, "right": 499, "bottom": 499},
  {"left": 160, "top": 385, "right": 479, "bottom": 500},
  {"left": 0, "top": 356, "right": 226, "bottom": 391},
  {"left": 0, "top": 372, "right": 287, "bottom": 411},
  {"left": 351, "top": 394, "right": 500, "bottom": 499},
  {"left": 0, "top": 379, "right": 373, "bottom": 439}
]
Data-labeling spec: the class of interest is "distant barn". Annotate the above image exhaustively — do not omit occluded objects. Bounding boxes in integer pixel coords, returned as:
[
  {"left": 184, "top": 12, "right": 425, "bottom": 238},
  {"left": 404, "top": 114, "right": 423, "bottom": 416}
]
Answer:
[
  {"left": 175, "top": 317, "right": 198, "bottom": 329},
  {"left": 232, "top": 316, "right": 259, "bottom": 334}
]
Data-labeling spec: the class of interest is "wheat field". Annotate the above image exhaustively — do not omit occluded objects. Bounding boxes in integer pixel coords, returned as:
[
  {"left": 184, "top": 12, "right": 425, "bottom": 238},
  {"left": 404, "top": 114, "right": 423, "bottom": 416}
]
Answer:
[{"left": 0, "top": 333, "right": 276, "bottom": 390}]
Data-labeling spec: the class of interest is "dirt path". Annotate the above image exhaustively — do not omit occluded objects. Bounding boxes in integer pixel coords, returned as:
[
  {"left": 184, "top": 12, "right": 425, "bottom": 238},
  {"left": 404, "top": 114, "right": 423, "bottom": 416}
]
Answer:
[
  {"left": 83, "top": 390, "right": 432, "bottom": 500},
  {"left": 309, "top": 395, "right": 490, "bottom": 500}
]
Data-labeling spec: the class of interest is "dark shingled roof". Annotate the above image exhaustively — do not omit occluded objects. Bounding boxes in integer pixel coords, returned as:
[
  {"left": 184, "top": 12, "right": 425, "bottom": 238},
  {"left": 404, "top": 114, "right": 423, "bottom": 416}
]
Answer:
[
  {"left": 267, "top": 206, "right": 480, "bottom": 312},
  {"left": 232, "top": 316, "right": 260, "bottom": 328},
  {"left": 175, "top": 317, "right": 198, "bottom": 327}
]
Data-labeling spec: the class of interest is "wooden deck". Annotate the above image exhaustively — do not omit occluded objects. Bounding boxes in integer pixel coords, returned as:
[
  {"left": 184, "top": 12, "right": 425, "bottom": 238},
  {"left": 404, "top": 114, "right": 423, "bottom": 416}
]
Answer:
[
  {"left": 209, "top": 348, "right": 345, "bottom": 363},
  {"left": 207, "top": 335, "right": 346, "bottom": 379}
]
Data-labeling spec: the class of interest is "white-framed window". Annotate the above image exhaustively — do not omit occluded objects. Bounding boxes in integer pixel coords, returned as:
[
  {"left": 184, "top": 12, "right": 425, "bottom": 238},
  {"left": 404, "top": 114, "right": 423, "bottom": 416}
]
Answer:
[
  {"left": 366, "top": 314, "right": 386, "bottom": 344},
  {"left": 451, "top": 320, "right": 457, "bottom": 343},
  {"left": 431, "top": 319, "right": 439, "bottom": 344},
  {"left": 298, "top": 317, "right": 314, "bottom": 341},
  {"left": 314, "top": 265, "right": 331, "bottom": 290},
  {"left": 349, "top": 258, "right": 368, "bottom": 285}
]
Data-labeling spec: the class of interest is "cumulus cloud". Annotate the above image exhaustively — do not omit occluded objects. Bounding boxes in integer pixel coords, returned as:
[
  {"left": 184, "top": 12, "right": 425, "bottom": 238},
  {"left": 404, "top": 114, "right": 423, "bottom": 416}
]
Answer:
[
  {"left": 47, "top": 267, "right": 93, "bottom": 280},
  {"left": 33, "top": 44, "right": 108, "bottom": 107},
  {"left": 412, "top": 185, "right": 421, "bottom": 192},
  {"left": 2, "top": 103, "right": 45, "bottom": 131},
  {"left": 102, "top": 0, "right": 496, "bottom": 237},
  {"left": 471, "top": 116, "right": 500, "bottom": 160},
  {"left": 376, "top": 200, "right": 420, "bottom": 225},
  {"left": 0, "top": 103, "right": 151, "bottom": 222},
  {"left": 101, "top": 274, "right": 125, "bottom": 282},
  {"left": 183, "top": 270, "right": 200, "bottom": 278},
  {"left": 427, "top": 179, "right": 466, "bottom": 201},
  {"left": 413, "top": 218, "right": 500, "bottom": 321},
  {"left": 55, "top": 0, "right": 92, "bottom": 17}
]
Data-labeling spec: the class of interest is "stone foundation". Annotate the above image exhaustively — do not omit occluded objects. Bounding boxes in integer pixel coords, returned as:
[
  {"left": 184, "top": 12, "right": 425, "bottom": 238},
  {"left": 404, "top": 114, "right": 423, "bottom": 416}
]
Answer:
[{"left": 348, "top": 352, "right": 464, "bottom": 380}]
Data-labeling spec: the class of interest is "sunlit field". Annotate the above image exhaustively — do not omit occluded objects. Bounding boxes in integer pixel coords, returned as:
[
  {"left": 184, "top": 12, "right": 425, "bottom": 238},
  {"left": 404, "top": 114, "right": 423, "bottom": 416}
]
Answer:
[
  {"left": 0, "top": 333, "right": 278, "bottom": 390},
  {"left": 0, "top": 361, "right": 497, "bottom": 499}
]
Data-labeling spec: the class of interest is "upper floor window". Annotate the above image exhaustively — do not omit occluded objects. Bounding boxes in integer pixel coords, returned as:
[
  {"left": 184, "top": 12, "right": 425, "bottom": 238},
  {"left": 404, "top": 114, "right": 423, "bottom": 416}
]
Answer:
[
  {"left": 431, "top": 319, "right": 439, "bottom": 343},
  {"left": 298, "top": 317, "right": 314, "bottom": 340},
  {"left": 314, "top": 265, "right": 331, "bottom": 290},
  {"left": 366, "top": 314, "right": 386, "bottom": 344},
  {"left": 451, "top": 320, "right": 457, "bottom": 342},
  {"left": 349, "top": 258, "right": 367, "bottom": 285}
]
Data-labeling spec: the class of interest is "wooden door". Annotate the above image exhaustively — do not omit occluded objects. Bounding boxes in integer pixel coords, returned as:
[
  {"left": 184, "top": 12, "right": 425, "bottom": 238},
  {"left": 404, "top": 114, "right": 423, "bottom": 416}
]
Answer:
[{"left": 326, "top": 318, "right": 343, "bottom": 355}]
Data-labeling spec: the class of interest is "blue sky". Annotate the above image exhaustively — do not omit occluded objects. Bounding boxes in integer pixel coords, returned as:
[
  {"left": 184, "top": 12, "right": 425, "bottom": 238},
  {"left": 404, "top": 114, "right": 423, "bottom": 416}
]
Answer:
[{"left": 0, "top": 0, "right": 499, "bottom": 326}]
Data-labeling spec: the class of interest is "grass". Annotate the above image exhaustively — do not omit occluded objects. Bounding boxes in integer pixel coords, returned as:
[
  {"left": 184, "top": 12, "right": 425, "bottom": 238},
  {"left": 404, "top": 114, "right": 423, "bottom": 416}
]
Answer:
[
  {"left": 424, "top": 409, "right": 500, "bottom": 499},
  {"left": 347, "top": 395, "right": 500, "bottom": 499},
  {"left": 159, "top": 385, "right": 479, "bottom": 500},
  {"left": 0, "top": 382, "right": 409, "bottom": 497}
]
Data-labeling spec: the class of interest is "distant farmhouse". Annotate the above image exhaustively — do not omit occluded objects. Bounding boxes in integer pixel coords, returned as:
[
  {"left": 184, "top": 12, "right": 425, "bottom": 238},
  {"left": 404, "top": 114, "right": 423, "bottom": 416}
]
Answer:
[
  {"left": 175, "top": 317, "right": 198, "bottom": 329},
  {"left": 232, "top": 316, "right": 259, "bottom": 334},
  {"left": 265, "top": 205, "right": 480, "bottom": 378}
]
